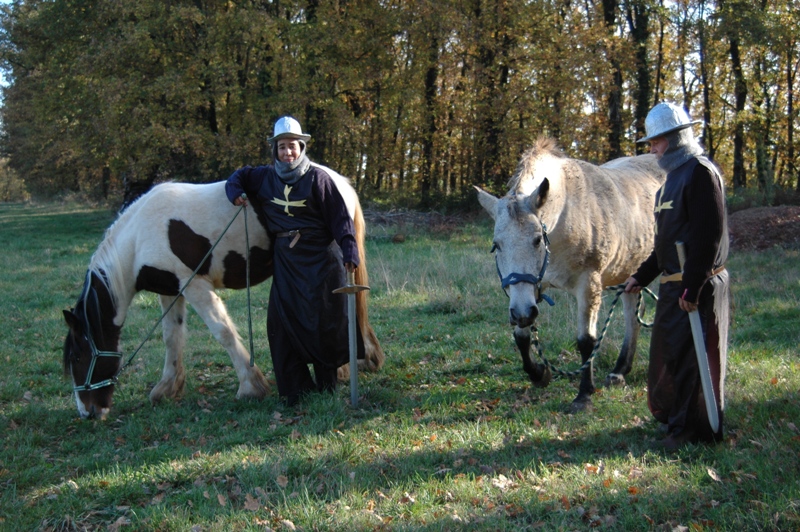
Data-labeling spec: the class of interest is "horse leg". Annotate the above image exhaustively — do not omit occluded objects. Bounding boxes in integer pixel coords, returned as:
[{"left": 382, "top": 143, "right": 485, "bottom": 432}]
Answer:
[
  {"left": 182, "top": 280, "right": 270, "bottom": 400},
  {"left": 150, "top": 295, "right": 188, "bottom": 403},
  {"left": 571, "top": 275, "right": 602, "bottom": 412},
  {"left": 514, "top": 325, "right": 551, "bottom": 388},
  {"left": 605, "top": 291, "right": 641, "bottom": 386}
]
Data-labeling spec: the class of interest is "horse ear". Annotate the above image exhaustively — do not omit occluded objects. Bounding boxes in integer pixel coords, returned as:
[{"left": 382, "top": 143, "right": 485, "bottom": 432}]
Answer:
[
  {"left": 533, "top": 178, "right": 550, "bottom": 210},
  {"left": 474, "top": 186, "right": 498, "bottom": 220},
  {"left": 63, "top": 309, "right": 81, "bottom": 332}
]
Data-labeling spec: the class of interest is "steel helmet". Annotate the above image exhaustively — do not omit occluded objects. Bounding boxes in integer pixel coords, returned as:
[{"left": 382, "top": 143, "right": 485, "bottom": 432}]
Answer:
[
  {"left": 637, "top": 102, "right": 702, "bottom": 143},
  {"left": 268, "top": 116, "right": 311, "bottom": 143}
]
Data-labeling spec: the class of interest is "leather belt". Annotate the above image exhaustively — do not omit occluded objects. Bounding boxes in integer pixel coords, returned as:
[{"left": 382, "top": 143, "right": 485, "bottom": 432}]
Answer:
[
  {"left": 275, "top": 229, "right": 302, "bottom": 248},
  {"left": 660, "top": 265, "right": 726, "bottom": 284}
]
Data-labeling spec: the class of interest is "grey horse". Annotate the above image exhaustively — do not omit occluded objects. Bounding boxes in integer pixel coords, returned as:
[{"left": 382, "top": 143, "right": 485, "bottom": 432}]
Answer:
[{"left": 476, "top": 137, "right": 665, "bottom": 412}]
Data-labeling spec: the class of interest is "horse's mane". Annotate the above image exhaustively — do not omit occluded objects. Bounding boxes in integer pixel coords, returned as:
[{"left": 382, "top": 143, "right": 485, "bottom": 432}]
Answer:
[
  {"left": 507, "top": 137, "right": 566, "bottom": 194},
  {"left": 87, "top": 187, "right": 158, "bottom": 307}
]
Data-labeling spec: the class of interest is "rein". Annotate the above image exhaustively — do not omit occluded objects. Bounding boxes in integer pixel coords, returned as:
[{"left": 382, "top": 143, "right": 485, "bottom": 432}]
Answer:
[
  {"left": 531, "top": 284, "right": 658, "bottom": 379},
  {"left": 74, "top": 199, "right": 254, "bottom": 392},
  {"left": 492, "top": 222, "right": 555, "bottom": 307}
]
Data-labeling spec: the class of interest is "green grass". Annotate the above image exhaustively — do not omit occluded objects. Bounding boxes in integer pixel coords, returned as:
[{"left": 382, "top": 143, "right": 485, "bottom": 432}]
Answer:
[{"left": 1, "top": 202, "right": 799, "bottom": 531}]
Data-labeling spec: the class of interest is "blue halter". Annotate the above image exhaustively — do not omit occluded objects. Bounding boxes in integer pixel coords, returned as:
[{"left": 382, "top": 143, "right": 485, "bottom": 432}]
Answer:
[{"left": 492, "top": 222, "right": 555, "bottom": 307}]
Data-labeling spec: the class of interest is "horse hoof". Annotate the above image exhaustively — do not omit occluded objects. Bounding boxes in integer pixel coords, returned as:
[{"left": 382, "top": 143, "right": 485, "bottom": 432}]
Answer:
[
  {"left": 569, "top": 398, "right": 593, "bottom": 414},
  {"left": 604, "top": 373, "right": 626, "bottom": 387},
  {"left": 533, "top": 364, "right": 552, "bottom": 388}
]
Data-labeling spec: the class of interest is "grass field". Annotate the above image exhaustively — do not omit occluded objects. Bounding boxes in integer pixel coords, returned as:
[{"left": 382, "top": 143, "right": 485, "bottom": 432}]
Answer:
[{"left": 0, "top": 201, "right": 798, "bottom": 531}]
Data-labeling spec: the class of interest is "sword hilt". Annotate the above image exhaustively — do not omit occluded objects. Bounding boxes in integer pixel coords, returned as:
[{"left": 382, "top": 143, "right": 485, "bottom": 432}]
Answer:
[
  {"left": 332, "top": 269, "right": 370, "bottom": 294},
  {"left": 676, "top": 240, "right": 687, "bottom": 271}
]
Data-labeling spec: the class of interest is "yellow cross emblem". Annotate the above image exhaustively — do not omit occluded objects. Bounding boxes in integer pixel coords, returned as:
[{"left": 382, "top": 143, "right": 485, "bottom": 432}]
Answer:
[
  {"left": 271, "top": 185, "right": 306, "bottom": 217},
  {"left": 654, "top": 187, "right": 673, "bottom": 214}
]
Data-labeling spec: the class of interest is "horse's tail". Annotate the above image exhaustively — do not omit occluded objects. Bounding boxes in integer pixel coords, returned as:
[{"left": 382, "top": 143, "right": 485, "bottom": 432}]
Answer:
[{"left": 354, "top": 200, "right": 385, "bottom": 372}]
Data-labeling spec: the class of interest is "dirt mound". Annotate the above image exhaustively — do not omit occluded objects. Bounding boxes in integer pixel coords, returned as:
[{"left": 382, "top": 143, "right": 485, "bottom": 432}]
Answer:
[
  {"left": 362, "top": 205, "right": 800, "bottom": 251},
  {"left": 728, "top": 205, "right": 800, "bottom": 250}
]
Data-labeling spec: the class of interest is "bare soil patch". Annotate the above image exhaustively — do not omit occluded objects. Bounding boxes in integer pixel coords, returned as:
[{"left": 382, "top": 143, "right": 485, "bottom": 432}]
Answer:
[
  {"left": 364, "top": 205, "right": 800, "bottom": 251},
  {"left": 728, "top": 205, "right": 800, "bottom": 251}
]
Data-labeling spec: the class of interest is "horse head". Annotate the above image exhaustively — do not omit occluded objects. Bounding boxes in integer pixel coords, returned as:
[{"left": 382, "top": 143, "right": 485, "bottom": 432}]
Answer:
[
  {"left": 62, "top": 271, "right": 122, "bottom": 420},
  {"left": 476, "top": 181, "right": 552, "bottom": 329}
]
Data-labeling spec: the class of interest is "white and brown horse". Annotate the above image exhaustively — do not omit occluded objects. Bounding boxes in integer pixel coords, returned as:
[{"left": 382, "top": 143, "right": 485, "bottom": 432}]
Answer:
[
  {"left": 63, "top": 177, "right": 384, "bottom": 419},
  {"left": 476, "top": 138, "right": 664, "bottom": 411}
]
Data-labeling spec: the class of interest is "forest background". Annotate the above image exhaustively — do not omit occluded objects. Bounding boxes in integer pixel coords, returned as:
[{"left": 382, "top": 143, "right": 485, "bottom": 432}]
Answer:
[{"left": 0, "top": 0, "right": 798, "bottom": 209}]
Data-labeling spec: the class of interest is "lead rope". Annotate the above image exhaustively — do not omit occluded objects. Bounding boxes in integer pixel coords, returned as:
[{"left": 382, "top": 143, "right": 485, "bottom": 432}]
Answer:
[
  {"left": 532, "top": 284, "right": 658, "bottom": 378},
  {"left": 243, "top": 196, "right": 255, "bottom": 367},
  {"left": 113, "top": 201, "right": 250, "bottom": 380}
]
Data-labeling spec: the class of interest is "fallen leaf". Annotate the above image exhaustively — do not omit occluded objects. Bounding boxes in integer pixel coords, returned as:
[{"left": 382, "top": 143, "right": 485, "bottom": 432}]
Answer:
[
  {"left": 491, "top": 474, "right": 515, "bottom": 492},
  {"left": 244, "top": 493, "right": 260, "bottom": 511},
  {"left": 290, "top": 429, "right": 301, "bottom": 440},
  {"left": 280, "top": 519, "right": 296, "bottom": 530},
  {"left": 217, "top": 493, "right": 226, "bottom": 506},
  {"left": 399, "top": 492, "right": 416, "bottom": 504},
  {"left": 707, "top": 467, "right": 722, "bottom": 482},
  {"left": 108, "top": 516, "right": 131, "bottom": 531},
  {"left": 277, "top": 475, "right": 289, "bottom": 488}
]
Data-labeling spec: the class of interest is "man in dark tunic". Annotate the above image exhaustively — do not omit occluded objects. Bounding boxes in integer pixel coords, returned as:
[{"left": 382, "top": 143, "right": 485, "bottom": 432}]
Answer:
[
  {"left": 624, "top": 102, "right": 730, "bottom": 450},
  {"left": 226, "top": 116, "right": 364, "bottom": 405}
]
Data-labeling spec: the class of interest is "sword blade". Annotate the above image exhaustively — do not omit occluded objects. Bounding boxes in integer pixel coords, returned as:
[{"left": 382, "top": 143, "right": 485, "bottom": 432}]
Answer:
[
  {"left": 347, "top": 292, "right": 358, "bottom": 406},
  {"left": 688, "top": 310, "right": 720, "bottom": 433},
  {"left": 675, "top": 241, "right": 720, "bottom": 434}
]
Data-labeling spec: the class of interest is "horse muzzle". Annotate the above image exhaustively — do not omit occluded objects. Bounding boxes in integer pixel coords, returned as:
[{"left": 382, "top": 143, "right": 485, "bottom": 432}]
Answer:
[{"left": 509, "top": 304, "right": 538, "bottom": 328}]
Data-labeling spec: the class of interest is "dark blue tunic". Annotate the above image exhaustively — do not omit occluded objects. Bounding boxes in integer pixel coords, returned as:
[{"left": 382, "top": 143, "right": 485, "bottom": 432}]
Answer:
[
  {"left": 633, "top": 156, "right": 729, "bottom": 443},
  {"left": 226, "top": 163, "right": 364, "bottom": 401}
]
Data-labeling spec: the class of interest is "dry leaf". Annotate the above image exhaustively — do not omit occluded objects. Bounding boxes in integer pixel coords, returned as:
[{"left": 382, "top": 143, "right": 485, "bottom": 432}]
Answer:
[
  {"left": 491, "top": 474, "right": 515, "bottom": 492},
  {"left": 707, "top": 467, "right": 722, "bottom": 482},
  {"left": 217, "top": 493, "right": 226, "bottom": 506},
  {"left": 108, "top": 516, "right": 131, "bottom": 531},
  {"left": 290, "top": 429, "right": 301, "bottom": 440},
  {"left": 277, "top": 475, "right": 289, "bottom": 488},
  {"left": 244, "top": 493, "right": 260, "bottom": 511},
  {"left": 399, "top": 492, "right": 416, "bottom": 504},
  {"left": 280, "top": 519, "right": 296, "bottom": 530}
]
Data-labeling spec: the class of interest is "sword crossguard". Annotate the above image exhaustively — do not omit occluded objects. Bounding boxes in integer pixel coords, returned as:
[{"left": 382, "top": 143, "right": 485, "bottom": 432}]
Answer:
[{"left": 332, "top": 270, "right": 370, "bottom": 294}]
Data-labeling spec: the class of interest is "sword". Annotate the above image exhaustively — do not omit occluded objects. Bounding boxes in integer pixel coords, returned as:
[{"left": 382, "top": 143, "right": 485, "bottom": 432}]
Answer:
[
  {"left": 675, "top": 241, "right": 720, "bottom": 433},
  {"left": 332, "top": 269, "right": 370, "bottom": 406}
]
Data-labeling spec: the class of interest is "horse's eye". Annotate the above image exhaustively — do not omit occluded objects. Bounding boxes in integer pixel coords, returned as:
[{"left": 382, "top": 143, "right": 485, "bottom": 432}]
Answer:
[{"left": 533, "top": 235, "right": 542, "bottom": 247}]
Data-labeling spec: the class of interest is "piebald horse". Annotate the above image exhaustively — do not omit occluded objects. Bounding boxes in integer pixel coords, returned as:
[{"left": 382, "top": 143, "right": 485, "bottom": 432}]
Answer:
[
  {"left": 63, "top": 176, "right": 384, "bottom": 419},
  {"left": 476, "top": 138, "right": 665, "bottom": 411}
]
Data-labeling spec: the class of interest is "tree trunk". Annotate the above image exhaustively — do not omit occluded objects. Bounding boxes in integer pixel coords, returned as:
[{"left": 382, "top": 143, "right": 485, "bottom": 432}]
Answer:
[
  {"left": 697, "top": 1, "right": 715, "bottom": 160},
  {"left": 420, "top": 34, "right": 439, "bottom": 208},
  {"left": 627, "top": 0, "right": 652, "bottom": 154},
  {"left": 602, "top": 0, "right": 623, "bottom": 159},
  {"left": 721, "top": 0, "right": 748, "bottom": 189}
]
